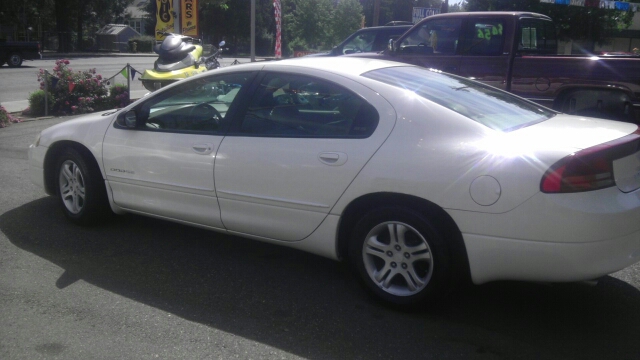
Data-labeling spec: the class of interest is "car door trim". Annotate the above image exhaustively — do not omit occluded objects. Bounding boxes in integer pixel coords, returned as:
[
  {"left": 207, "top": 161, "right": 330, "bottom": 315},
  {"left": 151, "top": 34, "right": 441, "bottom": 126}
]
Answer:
[{"left": 217, "top": 189, "right": 330, "bottom": 209}]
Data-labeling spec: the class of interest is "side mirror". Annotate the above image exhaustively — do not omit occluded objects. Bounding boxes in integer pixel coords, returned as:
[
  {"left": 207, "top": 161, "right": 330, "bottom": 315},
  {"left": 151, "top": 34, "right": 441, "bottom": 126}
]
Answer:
[{"left": 124, "top": 110, "right": 138, "bottom": 128}]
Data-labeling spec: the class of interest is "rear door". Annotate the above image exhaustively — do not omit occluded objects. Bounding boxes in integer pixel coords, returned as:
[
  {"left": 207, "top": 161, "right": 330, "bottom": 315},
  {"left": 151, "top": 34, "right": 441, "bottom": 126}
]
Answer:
[
  {"left": 457, "top": 17, "right": 511, "bottom": 90},
  {"left": 214, "top": 68, "right": 396, "bottom": 241}
]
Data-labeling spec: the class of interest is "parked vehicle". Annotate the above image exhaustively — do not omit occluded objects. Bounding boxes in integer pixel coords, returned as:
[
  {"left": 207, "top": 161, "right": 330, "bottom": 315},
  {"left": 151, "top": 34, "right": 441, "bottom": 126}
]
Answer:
[
  {"left": 307, "top": 25, "right": 411, "bottom": 57},
  {"left": 29, "top": 57, "right": 640, "bottom": 306},
  {"left": 141, "top": 33, "right": 225, "bottom": 92},
  {"left": 0, "top": 39, "right": 41, "bottom": 67},
  {"left": 200, "top": 41, "right": 227, "bottom": 70},
  {"left": 356, "top": 12, "right": 640, "bottom": 123}
]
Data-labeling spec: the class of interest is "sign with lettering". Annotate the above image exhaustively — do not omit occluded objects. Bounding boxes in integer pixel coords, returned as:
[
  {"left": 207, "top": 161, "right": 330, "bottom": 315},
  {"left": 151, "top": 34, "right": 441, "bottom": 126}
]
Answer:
[
  {"left": 155, "top": 0, "right": 175, "bottom": 40},
  {"left": 181, "top": 0, "right": 199, "bottom": 37}
]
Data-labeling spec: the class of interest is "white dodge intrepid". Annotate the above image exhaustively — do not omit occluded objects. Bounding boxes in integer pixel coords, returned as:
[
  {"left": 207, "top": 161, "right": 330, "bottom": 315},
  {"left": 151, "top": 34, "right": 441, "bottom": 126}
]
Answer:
[{"left": 29, "top": 57, "right": 640, "bottom": 306}]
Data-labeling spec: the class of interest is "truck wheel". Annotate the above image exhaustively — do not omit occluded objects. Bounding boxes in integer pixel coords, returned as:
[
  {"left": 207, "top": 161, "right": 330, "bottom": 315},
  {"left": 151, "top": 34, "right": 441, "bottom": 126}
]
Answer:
[{"left": 7, "top": 53, "right": 23, "bottom": 67}]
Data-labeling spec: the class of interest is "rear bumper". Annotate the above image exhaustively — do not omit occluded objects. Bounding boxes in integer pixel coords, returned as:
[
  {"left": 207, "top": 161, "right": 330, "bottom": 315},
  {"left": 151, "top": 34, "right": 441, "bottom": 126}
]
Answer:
[
  {"left": 463, "top": 229, "right": 640, "bottom": 284},
  {"left": 449, "top": 186, "right": 640, "bottom": 284}
]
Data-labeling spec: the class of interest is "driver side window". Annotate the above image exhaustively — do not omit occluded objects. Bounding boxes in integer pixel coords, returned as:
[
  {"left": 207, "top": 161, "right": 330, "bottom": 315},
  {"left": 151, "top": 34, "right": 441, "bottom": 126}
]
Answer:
[
  {"left": 399, "top": 19, "right": 462, "bottom": 55},
  {"left": 125, "top": 72, "right": 254, "bottom": 134}
]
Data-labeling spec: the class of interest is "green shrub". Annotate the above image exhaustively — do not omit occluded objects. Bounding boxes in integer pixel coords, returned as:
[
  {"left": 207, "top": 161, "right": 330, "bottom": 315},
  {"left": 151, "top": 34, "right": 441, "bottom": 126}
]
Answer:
[
  {"left": 28, "top": 90, "right": 48, "bottom": 116},
  {"left": 128, "top": 36, "right": 155, "bottom": 53}
]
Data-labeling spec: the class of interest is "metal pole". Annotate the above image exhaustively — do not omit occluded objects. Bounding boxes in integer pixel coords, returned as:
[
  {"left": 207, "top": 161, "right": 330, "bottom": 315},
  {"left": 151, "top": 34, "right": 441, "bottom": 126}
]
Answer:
[
  {"left": 44, "top": 70, "right": 49, "bottom": 116},
  {"left": 127, "top": 64, "right": 131, "bottom": 105},
  {"left": 251, "top": 0, "right": 256, "bottom": 62}
]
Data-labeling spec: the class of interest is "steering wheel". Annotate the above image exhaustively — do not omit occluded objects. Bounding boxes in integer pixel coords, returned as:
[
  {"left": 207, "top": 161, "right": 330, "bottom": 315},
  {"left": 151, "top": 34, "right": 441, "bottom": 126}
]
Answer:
[{"left": 188, "top": 103, "right": 222, "bottom": 124}]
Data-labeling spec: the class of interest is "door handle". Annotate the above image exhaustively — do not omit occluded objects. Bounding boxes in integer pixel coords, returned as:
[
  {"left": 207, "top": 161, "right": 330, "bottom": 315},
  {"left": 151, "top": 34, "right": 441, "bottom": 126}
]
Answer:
[
  {"left": 192, "top": 143, "right": 214, "bottom": 155},
  {"left": 318, "top": 152, "right": 348, "bottom": 166}
]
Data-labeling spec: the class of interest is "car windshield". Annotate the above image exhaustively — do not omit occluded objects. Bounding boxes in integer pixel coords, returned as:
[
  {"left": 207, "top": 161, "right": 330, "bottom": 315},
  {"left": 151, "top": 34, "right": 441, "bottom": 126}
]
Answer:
[{"left": 362, "top": 66, "right": 555, "bottom": 131}]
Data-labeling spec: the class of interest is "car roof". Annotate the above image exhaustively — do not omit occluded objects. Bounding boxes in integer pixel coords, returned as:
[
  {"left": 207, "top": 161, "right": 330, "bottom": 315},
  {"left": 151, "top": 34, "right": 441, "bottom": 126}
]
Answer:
[
  {"left": 421, "top": 11, "right": 551, "bottom": 21},
  {"left": 222, "top": 57, "right": 411, "bottom": 80},
  {"left": 352, "top": 25, "right": 412, "bottom": 33}
]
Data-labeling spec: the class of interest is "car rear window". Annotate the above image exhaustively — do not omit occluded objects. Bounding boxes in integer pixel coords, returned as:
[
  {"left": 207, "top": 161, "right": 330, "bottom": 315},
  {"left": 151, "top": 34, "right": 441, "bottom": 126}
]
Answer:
[{"left": 362, "top": 66, "right": 555, "bottom": 131}]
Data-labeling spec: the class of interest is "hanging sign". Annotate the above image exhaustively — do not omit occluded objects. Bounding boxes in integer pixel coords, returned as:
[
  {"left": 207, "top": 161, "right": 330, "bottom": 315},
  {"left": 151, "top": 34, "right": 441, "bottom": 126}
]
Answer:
[{"left": 156, "top": 0, "right": 175, "bottom": 40}]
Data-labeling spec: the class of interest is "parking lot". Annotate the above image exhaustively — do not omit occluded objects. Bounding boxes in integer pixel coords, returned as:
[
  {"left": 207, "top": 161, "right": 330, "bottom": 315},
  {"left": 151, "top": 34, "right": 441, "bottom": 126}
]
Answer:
[{"left": 1, "top": 116, "right": 639, "bottom": 359}]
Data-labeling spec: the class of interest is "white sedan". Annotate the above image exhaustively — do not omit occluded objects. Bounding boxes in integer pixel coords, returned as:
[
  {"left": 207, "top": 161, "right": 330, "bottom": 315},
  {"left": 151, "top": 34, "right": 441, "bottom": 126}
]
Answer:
[{"left": 28, "top": 57, "right": 640, "bottom": 306}]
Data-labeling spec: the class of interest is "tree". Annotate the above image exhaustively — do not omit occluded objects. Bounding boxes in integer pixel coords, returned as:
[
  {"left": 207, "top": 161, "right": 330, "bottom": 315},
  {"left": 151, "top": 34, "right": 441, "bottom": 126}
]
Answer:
[
  {"left": 361, "top": 0, "right": 441, "bottom": 27},
  {"left": 284, "top": 0, "right": 334, "bottom": 50},
  {"left": 0, "top": 0, "right": 55, "bottom": 42},
  {"left": 331, "top": 0, "right": 363, "bottom": 45}
]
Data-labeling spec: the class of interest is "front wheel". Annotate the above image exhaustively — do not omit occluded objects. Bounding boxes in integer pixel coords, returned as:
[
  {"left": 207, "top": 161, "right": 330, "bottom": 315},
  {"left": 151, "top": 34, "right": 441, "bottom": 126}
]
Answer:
[
  {"left": 56, "top": 148, "right": 109, "bottom": 225},
  {"left": 349, "top": 206, "right": 452, "bottom": 306}
]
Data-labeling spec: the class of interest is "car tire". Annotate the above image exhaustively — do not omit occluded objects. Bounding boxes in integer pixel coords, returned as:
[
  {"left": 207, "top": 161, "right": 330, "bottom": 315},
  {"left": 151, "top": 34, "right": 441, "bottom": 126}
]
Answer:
[
  {"left": 7, "top": 53, "right": 23, "bottom": 67},
  {"left": 349, "top": 206, "right": 453, "bottom": 306},
  {"left": 55, "top": 148, "right": 109, "bottom": 225}
]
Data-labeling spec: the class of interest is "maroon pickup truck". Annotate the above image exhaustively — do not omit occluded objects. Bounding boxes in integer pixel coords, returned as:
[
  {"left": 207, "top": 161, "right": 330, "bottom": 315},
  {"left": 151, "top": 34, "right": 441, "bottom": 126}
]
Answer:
[{"left": 358, "top": 12, "right": 640, "bottom": 123}]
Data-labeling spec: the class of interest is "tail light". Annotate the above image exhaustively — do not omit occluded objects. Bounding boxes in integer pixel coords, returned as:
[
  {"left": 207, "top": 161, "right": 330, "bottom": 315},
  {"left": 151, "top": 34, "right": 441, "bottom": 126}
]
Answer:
[{"left": 541, "top": 129, "right": 640, "bottom": 193}]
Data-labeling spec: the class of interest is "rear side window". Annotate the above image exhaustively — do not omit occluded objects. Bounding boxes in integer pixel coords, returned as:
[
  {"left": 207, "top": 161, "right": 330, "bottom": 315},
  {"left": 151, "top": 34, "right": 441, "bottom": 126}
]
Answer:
[
  {"left": 518, "top": 19, "right": 557, "bottom": 54},
  {"left": 460, "top": 20, "right": 505, "bottom": 56},
  {"left": 237, "top": 73, "right": 379, "bottom": 138},
  {"left": 363, "top": 66, "right": 555, "bottom": 131}
]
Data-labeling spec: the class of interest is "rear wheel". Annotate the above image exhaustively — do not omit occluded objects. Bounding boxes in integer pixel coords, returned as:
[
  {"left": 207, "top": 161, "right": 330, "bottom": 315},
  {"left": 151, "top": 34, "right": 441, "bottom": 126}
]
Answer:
[
  {"left": 349, "top": 206, "right": 453, "bottom": 306},
  {"left": 55, "top": 148, "right": 109, "bottom": 225},
  {"left": 7, "top": 53, "right": 23, "bottom": 67}
]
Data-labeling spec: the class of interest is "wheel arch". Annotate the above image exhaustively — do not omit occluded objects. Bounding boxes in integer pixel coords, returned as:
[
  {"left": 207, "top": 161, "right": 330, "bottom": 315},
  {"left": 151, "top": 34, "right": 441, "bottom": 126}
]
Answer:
[
  {"left": 336, "top": 192, "right": 471, "bottom": 283},
  {"left": 43, "top": 140, "right": 104, "bottom": 196}
]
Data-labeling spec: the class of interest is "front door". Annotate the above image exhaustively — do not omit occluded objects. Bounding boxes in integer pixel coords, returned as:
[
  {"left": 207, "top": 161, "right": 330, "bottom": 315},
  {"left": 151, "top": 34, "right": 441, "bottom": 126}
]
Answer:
[
  {"left": 102, "top": 71, "right": 256, "bottom": 228},
  {"left": 392, "top": 17, "right": 463, "bottom": 74}
]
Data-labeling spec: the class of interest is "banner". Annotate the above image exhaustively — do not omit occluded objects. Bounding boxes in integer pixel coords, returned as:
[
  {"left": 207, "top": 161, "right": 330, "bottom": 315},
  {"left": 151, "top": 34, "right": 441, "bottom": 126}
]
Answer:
[
  {"left": 181, "top": 0, "right": 199, "bottom": 37},
  {"left": 540, "top": 0, "right": 639, "bottom": 10},
  {"left": 412, "top": 7, "right": 440, "bottom": 24},
  {"left": 274, "top": 0, "right": 282, "bottom": 58},
  {"left": 156, "top": 0, "right": 175, "bottom": 41}
]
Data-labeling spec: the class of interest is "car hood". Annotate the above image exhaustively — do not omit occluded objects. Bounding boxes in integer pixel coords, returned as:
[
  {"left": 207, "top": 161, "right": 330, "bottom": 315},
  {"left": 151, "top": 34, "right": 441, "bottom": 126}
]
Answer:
[{"left": 39, "top": 109, "right": 120, "bottom": 148}]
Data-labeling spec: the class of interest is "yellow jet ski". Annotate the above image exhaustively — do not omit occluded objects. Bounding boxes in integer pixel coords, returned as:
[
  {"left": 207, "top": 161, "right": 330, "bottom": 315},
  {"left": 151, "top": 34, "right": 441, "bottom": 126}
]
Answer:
[{"left": 141, "top": 33, "right": 207, "bottom": 91}]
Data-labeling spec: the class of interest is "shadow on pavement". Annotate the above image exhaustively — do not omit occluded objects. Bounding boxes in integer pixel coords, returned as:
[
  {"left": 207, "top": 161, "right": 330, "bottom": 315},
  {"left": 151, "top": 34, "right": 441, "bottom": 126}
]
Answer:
[{"left": 2, "top": 197, "right": 640, "bottom": 360}]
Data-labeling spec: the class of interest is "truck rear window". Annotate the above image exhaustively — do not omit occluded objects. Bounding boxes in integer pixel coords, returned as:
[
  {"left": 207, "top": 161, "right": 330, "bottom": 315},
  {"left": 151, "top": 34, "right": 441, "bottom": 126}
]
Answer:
[{"left": 362, "top": 66, "right": 555, "bottom": 131}]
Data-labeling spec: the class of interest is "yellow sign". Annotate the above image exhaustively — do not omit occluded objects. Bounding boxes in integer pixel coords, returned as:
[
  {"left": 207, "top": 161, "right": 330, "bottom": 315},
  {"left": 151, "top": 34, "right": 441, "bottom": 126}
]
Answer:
[
  {"left": 181, "top": 0, "right": 199, "bottom": 37},
  {"left": 156, "top": 0, "right": 175, "bottom": 41}
]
